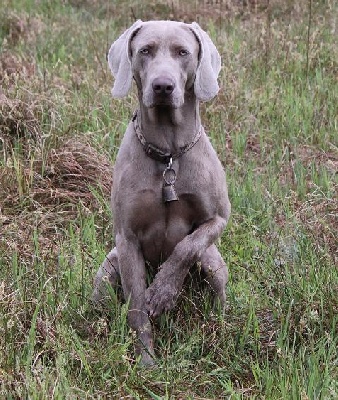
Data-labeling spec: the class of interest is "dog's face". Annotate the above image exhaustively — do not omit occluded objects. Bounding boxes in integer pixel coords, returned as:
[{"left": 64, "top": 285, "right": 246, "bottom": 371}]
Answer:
[
  {"left": 130, "top": 21, "right": 200, "bottom": 108},
  {"left": 108, "top": 20, "right": 221, "bottom": 103}
]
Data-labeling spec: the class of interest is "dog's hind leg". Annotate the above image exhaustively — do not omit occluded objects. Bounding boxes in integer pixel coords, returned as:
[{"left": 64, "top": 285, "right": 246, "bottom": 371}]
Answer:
[
  {"left": 200, "top": 244, "right": 228, "bottom": 309},
  {"left": 92, "top": 247, "right": 120, "bottom": 304}
]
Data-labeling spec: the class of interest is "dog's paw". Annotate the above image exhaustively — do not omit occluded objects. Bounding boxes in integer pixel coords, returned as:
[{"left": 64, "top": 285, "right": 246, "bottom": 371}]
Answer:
[{"left": 145, "top": 281, "right": 178, "bottom": 318}]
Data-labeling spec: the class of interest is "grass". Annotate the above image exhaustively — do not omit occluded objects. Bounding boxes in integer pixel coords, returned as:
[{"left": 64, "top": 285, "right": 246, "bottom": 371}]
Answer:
[{"left": 0, "top": 0, "right": 337, "bottom": 398}]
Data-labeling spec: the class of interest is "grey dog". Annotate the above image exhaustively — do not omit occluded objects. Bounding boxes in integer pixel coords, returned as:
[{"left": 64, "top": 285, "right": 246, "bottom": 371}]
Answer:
[{"left": 92, "top": 20, "right": 231, "bottom": 366}]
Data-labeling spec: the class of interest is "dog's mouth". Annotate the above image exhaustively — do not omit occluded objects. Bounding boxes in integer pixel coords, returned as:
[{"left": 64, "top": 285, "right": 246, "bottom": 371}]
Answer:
[
  {"left": 146, "top": 94, "right": 183, "bottom": 109},
  {"left": 151, "top": 97, "right": 176, "bottom": 107},
  {"left": 149, "top": 102, "right": 181, "bottom": 110}
]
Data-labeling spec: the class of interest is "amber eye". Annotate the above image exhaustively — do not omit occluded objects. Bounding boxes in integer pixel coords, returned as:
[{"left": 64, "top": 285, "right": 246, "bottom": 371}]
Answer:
[
  {"left": 179, "top": 49, "right": 190, "bottom": 56},
  {"left": 139, "top": 48, "right": 150, "bottom": 55}
]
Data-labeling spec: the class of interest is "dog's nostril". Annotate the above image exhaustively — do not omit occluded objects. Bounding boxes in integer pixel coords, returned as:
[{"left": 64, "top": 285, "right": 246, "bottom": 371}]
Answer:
[
  {"left": 153, "top": 84, "right": 162, "bottom": 93},
  {"left": 152, "top": 78, "right": 175, "bottom": 95},
  {"left": 165, "top": 84, "right": 174, "bottom": 94}
]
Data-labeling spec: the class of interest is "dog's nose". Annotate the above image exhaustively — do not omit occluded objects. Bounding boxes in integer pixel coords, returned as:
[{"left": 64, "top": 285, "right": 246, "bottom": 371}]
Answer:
[{"left": 152, "top": 77, "right": 175, "bottom": 95}]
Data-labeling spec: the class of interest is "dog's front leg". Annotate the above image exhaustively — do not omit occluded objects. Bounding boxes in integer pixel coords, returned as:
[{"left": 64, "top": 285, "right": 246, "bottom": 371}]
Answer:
[
  {"left": 116, "top": 233, "right": 155, "bottom": 366},
  {"left": 145, "top": 215, "right": 228, "bottom": 317}
]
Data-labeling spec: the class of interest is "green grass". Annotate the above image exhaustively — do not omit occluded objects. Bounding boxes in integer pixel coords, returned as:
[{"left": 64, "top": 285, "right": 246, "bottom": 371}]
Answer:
[{"left": 1, "top": 0, "right": 337, "bottom": 398}]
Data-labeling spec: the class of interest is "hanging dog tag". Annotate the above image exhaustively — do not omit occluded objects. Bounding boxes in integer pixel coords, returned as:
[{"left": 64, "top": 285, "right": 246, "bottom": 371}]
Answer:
[{"left": 163, "top": 161, "right": 178, "bottom": 203}]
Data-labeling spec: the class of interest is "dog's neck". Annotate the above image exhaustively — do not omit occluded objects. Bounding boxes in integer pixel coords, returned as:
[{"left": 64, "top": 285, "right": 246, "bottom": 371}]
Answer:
[{"left": 138, "top": 93, "right": 201, "bottom": 154}]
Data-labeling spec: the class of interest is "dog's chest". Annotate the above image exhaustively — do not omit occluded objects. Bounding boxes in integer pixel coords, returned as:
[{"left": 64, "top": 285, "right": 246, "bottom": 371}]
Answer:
[
  {"left": 114, "top": 139, "right": 225, "bottom": 264},
  {"left": 126, "top": 187, "right": 213, "bottom": 264}
]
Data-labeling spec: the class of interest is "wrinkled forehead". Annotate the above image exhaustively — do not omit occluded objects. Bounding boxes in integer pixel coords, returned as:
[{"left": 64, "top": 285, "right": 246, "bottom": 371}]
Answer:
[{"left": 131, "top": 21, "right": 199, "bottom": 52}]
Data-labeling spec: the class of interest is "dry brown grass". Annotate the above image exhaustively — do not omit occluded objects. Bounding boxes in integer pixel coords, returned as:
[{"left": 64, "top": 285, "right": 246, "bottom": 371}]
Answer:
[
  {"left": 1, "top": 11, "right": 45, "bottom": 47},
  {"left": 0, "top": 9, "right": 113, "bottom": 265},
  {"left": 0, "top": 55, "right": 112, "bottom": 263},
  {"left": 296, "top": 192, "right": 338, "bottom": 262},
  {"left": 0, "top": 135, "right": 112, "bottom": 261},
  {"left": 69, "top": 0, "right": 270, "bottom": 27},
  {"left": 31, "top": 138, "right": 112, "bottom": 207},
  {"left": 0, "top": 87, "right": 112, "bottom": 211}
]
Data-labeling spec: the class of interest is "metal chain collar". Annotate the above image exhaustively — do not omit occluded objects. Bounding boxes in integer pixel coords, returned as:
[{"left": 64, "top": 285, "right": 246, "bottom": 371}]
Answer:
[
  {"left": 132, "top": 110, "right": 202, "bottom": 202},
  {"left": 132, "top": 110, "right": 202, "bottom": 165}
]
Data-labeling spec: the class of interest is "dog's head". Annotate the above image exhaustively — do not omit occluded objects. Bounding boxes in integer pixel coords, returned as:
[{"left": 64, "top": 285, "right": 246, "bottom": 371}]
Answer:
[{"left": 107, "top": 20, "right": 221, "bottom": 106}]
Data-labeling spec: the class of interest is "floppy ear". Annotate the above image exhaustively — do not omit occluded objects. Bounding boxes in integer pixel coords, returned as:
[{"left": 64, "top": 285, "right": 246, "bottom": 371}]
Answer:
[
  {"left": 189, "top": 22, "right": 221, "bottom": 102},
  {"left": 107, "top": 20, "right": 143, "bottom": 98}
]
